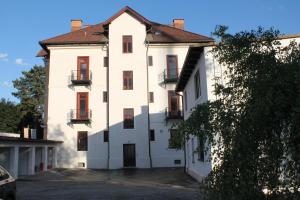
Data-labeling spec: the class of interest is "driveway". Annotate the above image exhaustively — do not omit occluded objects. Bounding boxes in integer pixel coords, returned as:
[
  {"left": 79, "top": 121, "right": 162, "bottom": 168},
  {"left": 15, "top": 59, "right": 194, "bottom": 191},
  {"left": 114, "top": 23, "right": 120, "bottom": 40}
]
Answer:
[{"left": 16, "top": 168, "right": 202, "bottom": 200}]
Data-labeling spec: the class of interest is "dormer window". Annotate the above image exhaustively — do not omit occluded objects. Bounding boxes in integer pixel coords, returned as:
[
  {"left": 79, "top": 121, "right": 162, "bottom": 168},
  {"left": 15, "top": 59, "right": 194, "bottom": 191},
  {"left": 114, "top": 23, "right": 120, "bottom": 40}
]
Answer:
[{"left": 123, "top": 35, "right": 132, "bottom": 53}]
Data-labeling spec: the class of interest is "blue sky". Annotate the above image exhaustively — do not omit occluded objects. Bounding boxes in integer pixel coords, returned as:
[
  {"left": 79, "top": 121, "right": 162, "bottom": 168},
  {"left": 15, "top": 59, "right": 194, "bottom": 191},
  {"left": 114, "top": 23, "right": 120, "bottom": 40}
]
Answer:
[{"left": 0, "top": 0, "right": 299, "bottom": 102}]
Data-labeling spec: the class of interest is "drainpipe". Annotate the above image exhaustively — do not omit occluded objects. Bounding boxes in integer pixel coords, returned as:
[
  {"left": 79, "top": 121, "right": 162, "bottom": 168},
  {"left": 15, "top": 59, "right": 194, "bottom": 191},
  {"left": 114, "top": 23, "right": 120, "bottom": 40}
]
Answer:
[
  {"left": 176, "top": 92, "right": 187, "bottom": 173},
  {"left": 105, "top": 40, "right": 110, "bottom": 169},
  {"left": 145, "top": 28, "right": 153, "bottom": 168}
]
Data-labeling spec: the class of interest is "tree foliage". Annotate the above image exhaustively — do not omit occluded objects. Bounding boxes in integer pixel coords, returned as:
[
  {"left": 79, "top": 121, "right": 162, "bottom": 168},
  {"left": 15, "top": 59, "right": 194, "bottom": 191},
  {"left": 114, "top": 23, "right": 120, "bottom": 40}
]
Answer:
[
  {"left": 12, "top": 65, "right": 45, "bottom": 129},
  {"left": 0, "top": 98, "right": 21, "bottom": 133},
  {"left": 174, "top": 27, "right": 300, "bottom": 200}
]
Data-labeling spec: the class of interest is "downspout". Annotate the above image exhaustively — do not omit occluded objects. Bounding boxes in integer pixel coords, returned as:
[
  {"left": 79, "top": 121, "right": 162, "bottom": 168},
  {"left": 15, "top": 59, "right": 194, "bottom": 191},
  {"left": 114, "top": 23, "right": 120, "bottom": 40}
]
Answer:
[
  {"left": 176, "top": 92, "right": 186, "bottom": 173},
  {"left": 105, "top": 40, "right": 110, "bottom": 169},
  {"left": 145, "top": 28, "right": 153, "bottom": 168}
]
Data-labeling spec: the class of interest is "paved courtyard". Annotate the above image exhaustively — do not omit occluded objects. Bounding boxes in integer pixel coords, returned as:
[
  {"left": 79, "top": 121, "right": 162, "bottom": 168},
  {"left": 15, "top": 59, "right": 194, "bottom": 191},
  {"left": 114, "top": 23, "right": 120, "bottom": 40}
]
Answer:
[{"left": 16, "top": 168, "right": 202, "bottom": 200}]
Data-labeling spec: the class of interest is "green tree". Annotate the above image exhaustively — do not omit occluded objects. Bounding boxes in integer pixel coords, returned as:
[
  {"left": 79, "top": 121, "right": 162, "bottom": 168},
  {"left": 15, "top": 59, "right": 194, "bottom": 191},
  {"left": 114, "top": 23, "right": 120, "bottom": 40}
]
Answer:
[
  {"left": 12, "top": 65, "right": 45, "bottom": 130},
  {"left": 0, "top": 98, "right": 21, "bottom": 133},
  {"left": 174, "top": 27, "right": 300, "bottom": 200}
]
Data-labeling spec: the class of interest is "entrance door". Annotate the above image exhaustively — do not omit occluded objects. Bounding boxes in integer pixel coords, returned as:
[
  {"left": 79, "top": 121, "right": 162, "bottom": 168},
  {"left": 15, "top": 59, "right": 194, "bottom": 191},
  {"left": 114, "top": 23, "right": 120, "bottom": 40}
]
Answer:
[{"left": 123, "top": 144, "right": 136, "bottom": 167}]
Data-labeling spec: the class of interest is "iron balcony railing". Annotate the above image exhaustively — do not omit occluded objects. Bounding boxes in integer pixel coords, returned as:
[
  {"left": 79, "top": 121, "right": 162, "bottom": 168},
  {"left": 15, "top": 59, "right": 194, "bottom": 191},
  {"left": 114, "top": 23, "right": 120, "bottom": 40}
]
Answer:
[
  {"left": 158, "top": 68, "right": 181, "bottom": 84},
  {"left": 69, "top": 109, "right": 92, "bottom": 123},
  {"left": 165, "top": 107, "right": 183, "bottom": 120},
  {"left": 70, "top": 70, "right": 92, "bottom": 85}
]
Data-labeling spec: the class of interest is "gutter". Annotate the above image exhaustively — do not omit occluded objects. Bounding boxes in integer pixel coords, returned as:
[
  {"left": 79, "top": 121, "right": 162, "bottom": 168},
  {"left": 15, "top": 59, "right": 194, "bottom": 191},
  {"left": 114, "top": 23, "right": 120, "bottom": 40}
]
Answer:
[
  {"left": 145, "top": 28, "right": 153, "bottom": 168},
  {"left": 176, "top": 92, "right": 187, "bottom": 173}
]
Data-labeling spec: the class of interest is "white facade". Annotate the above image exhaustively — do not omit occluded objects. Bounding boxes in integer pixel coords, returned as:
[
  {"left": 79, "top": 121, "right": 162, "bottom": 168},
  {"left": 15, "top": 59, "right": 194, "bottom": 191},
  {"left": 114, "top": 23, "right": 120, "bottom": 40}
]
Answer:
[{"left": 43, "top": 9, "right": 206, "bottom": 169}]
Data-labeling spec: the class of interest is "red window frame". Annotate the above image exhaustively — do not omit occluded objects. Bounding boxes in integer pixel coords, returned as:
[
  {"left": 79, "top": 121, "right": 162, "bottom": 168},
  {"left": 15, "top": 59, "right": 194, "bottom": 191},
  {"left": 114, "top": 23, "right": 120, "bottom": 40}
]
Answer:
[
  {"left": 123, "top": 35, "right": 132, "bottom": 53},
  {"left": 168, "top": 90, "right": 179, "bottom": 115},
  {"left": 77, "top": 56, "right": 89, "bottom": 80},
  {"left": 123, "top": 108, "right": 134, "bottom": 129},
  {"left": 166, "top": 55, "right": 178, "bottom": 79},
  {"left": 77, "top": 92, "right": 89, "bottom": 119},
  {"left": 123, "top": 71, "right": 133, "bottom": 90}
]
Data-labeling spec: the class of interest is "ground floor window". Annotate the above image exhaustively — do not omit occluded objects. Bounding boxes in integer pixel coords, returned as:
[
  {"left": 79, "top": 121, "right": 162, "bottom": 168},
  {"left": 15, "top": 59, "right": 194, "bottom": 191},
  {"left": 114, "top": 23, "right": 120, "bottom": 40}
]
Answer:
[{"left": 77, "top": 131, "right": 88, "bottom": 151}]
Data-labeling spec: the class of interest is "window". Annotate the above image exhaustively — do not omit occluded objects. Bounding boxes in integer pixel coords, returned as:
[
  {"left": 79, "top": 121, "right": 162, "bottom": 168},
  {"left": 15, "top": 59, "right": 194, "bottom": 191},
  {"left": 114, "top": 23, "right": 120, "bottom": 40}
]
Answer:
[
  {"left": 103, "top": 91, "right": 107, "bottom": 102},
  {"left": 168, "top": 91, "right": 180, "bottom": 116},
  {"left": 123, "top": 35, "right": 132, "bottom": 53},
  {"left": 168, "top": 129, "right": 177, "bottom": 148},
  {"left": 77, "top": 56, "right": 89, "bottom": 80},
  {"left": 150, "top": 129, "right": 155, "bottom": 141},
  {"left": 198, "top": 137, "right": 205, "bottom": 161},
  {"left": 78, "top": 131, "right": 88, "bottom": 151},
  {"left": 123, "top": 71, "right": 133, "bottom": 90},
  {"left": 77, "top": 92, "right": 88, "bottom": 119},
  {"left": 167, "top": 55, "right": 178, "bottom": 79},
  {"left": 149, "top": 92, "right": 154, "bottom": 103},
  {"left": 148, "top": 56, "right": 153, "bottom": 66},
  {"left": 104, "top": 131, "right": 109, "bottom": 142},
  {"left": 184, "top": 91, "right": 188, "bottom": 111},
  {"left": 104, "top": 56, "right": 108, "bottom": 67},
  {"left": 123, "top": 108, "right": 134, "bottom": 129},
  {"left": 194, "top": 70, "right": 201, "bottom": 99}
]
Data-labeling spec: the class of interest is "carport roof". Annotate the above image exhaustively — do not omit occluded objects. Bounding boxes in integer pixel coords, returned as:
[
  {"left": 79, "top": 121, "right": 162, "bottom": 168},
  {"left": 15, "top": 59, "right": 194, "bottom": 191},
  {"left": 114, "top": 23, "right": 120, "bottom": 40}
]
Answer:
[{"left": 0, "top": 136, "right": 63, "bottom": 144}]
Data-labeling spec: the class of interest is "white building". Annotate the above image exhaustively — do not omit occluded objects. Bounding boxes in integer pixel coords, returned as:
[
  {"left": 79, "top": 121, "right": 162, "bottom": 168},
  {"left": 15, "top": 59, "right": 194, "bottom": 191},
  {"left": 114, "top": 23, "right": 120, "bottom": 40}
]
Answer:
[
  {"left": 175, "top": 35, "right": 300, "bottom": 182},
  {"left": 37, "top": 6, "right": 214, "bottom": 169}
]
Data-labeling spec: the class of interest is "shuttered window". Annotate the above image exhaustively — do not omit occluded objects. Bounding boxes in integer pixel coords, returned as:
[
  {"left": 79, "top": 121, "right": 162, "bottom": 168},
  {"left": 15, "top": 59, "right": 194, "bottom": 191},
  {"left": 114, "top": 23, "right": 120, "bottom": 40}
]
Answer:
[
  {"left": 123, "top": 108, "right": 134, "bottom": 129},
  {"left": 123, "top": 35, "right": 132, "bottom": 53},
  {"left": 123, "top": 71, "right": 133, "bottom": 90},
  {"left": 149, "top": 92, "right": 154, "bottom": 103}
]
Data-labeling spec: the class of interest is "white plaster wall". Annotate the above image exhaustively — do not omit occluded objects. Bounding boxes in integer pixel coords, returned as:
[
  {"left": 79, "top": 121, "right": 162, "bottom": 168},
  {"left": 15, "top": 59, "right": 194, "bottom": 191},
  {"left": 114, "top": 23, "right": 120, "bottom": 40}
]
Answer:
[
  {"left": 108, "top": 12, "right": 150, "bottom": 169},
  {"left": 148, "top": 45, "right": 188, "bottom": 167},
  {"left": 183, "top": 47, "right": 224, "bottom": 181},
  {"left": 47, "top": 45, "right": 108, "bottom": 168}
]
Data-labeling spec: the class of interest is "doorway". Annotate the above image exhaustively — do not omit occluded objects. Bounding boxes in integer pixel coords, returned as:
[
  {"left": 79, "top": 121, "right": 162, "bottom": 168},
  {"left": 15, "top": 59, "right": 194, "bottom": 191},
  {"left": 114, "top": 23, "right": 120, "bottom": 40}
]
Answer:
[{"left": 123, "top": 144, "right": 136, "bottom": 167}]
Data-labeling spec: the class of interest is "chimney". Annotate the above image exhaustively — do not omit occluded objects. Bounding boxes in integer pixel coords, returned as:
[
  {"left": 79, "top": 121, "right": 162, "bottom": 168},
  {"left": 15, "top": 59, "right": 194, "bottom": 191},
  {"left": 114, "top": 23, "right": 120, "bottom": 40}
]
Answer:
[
  {"left": 71, "top": 19, "right": 82, "bottom": 32},
  {"left": 173, "top": 19, "right": 184, "bottom": 30}
]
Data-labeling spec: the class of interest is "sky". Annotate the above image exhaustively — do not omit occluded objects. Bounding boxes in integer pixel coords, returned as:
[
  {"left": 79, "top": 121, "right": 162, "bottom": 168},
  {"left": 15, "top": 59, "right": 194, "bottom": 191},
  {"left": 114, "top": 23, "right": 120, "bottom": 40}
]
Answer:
[{"left": 0, "top": 0, "right": 299, "bottom": 102}]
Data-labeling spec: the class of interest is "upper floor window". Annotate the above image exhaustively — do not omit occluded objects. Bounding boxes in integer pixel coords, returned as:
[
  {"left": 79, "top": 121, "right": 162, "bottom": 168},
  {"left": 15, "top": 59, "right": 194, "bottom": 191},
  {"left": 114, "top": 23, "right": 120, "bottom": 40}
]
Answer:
[
  {"left": 198, "top": 137, "right": 205, "bottom": 161},
  {"left": 194, "top": 70, "right": 201, "bottom": 99},
  {"left": 103, "top": 91, "right": 107, "bottom": 102},
  {"left": 77, "top": 56, "right": 89, "bottom": 80},
  {"left": 123, "top": 71, "right": 133, "bottom": 90},
  {"left": 167, "top": 55, "right": 178, "bottom": 79},
  {"left": 123, "top": 35, "right": 132, "bottom": 53},
  {"left": 184, "top": 91, "right": 188, "bottom": 111},
  {"left": 77, "top": 92, "right": 88, "bottom": 119},
  {"left": 149, "top": 92, "right": 154, "bottom": 103},
  {"left": 168, "top": 91, "right": 180, "bottom": 115},
  {"left": 103, "top": 56, "right": 108, "bottom": 67},
  {"left": 123, "top": 108, "right": 134, "bottom": 129},
  {"left": 148, "top": 56, "right": 153, "bottom": 66}
]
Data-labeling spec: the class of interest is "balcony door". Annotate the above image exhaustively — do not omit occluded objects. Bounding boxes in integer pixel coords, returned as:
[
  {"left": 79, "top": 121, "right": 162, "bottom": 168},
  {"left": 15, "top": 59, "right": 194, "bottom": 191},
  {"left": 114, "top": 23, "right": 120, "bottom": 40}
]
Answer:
[
  {"left": 77, "top": 92, "right": 88, "bottom": 119},
  {"left": 168, "top": 91, "right": 179, "bottom": 116},
  {"left": 167, "top": 55, "right": 178, "bottom": 79},
  {"left": 77, "top": 56, "right": 89, "bottom": 81}
]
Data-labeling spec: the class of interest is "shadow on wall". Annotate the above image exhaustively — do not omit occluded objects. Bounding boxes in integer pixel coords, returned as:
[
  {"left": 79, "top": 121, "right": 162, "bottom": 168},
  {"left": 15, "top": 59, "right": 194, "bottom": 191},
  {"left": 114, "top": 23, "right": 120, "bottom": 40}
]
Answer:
[{"left": 50, "top": 105, "right": 183, "bottom": 169}]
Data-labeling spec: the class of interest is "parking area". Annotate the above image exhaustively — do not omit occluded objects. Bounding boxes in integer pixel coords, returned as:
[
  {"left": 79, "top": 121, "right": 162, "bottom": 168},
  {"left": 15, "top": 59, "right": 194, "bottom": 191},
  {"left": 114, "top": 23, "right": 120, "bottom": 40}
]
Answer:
[{"left": 16, "top": 168, "right": 202, "bottom": 200}]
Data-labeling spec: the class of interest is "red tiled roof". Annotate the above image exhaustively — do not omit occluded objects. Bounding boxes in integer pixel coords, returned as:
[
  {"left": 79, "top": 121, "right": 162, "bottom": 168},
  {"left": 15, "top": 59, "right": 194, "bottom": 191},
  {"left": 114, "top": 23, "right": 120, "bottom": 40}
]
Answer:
[{"left": 39, "top": 6, "right": 213, "bottom": 49}]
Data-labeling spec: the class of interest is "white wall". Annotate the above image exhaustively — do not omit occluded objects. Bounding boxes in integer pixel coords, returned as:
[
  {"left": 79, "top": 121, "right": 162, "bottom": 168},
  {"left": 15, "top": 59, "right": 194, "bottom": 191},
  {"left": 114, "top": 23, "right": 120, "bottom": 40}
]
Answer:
[
  {"left": 47, "top": 45, "right": 108, "bottom": 168},
  {"left": 183, "top": 47, "right": 224, "bottom": 181}
]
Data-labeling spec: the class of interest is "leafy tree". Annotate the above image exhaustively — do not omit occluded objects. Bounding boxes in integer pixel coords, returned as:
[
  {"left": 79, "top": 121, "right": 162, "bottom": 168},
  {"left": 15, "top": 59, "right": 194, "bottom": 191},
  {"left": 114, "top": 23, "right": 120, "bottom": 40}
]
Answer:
[
  {"left": 0, "top": 98, "right": 21, "bottom": 133},
  {"left": 173, "top": 27, "right": 300, "bottom": 200},
  {"left": 12, "top": 65, "right": 45, "bottom": 131}
]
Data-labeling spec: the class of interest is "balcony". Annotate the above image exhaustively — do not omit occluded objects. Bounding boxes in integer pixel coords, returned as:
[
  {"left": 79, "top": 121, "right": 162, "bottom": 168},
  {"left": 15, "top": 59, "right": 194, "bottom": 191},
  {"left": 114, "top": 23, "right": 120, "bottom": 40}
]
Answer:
[
  {"left": 70, "top": 70, "right": 92, "bottom": 85},
  {"left": 69, "top": 109, "right": 92, "bottom": 124},
  {"left": 158, "top": 68, "right": 181, "bottom": 84},
  {"left": 165, "top": 107, "right": 183, "bottom": 121}
]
